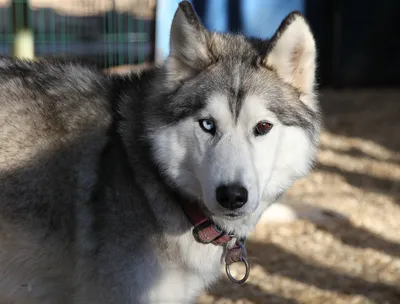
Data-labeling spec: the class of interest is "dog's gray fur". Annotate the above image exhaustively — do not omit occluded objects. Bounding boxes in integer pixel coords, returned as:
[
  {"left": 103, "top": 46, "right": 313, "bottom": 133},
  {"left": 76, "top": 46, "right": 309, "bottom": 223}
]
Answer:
[{"left": 0, "top": 1, "right": 320, "bottom": 303}]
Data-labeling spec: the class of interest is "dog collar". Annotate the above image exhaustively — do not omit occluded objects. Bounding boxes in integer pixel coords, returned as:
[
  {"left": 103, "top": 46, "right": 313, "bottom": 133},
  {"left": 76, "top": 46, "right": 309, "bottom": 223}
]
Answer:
[{"left": 180, "top": 201, "right": 250, "bottom": 284}]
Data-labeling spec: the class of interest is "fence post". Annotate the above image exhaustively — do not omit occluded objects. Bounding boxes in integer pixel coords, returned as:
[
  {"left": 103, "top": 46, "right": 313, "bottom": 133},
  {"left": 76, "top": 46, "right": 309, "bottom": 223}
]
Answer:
[{"left": 11, "top": 0, "right": 34, "bottom": 60}]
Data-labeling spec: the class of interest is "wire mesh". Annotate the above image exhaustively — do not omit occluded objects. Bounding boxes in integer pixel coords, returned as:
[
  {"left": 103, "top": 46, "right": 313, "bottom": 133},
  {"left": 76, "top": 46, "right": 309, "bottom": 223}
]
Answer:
[{"left": 0, "top": 0, "right": 155, "bottom": 68}]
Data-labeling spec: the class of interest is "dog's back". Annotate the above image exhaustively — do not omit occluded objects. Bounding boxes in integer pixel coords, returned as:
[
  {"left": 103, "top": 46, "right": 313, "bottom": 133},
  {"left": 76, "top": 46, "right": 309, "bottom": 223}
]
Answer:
[{"left": 0, "top": 58, "right": 112, "bottom": 302}]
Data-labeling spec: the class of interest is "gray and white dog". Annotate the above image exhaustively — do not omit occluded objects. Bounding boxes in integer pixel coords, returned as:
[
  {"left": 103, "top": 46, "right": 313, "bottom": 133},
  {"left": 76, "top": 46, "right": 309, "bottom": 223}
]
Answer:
[{"left": 0, "top": 1, "right": 320, "bottom": 303}]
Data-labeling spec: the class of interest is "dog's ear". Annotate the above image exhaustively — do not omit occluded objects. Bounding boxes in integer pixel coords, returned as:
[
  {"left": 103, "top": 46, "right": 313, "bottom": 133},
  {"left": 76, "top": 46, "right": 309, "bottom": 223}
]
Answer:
[
  {"left": 167, "top": 1, "right": 213, "bottom": 84},
  {"left": 263, "top": 12, "right": 317, "bottom": 105}
]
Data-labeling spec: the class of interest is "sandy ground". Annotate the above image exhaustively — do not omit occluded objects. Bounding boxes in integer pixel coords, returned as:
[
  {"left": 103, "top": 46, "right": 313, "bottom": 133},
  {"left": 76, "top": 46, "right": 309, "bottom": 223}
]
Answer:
[{"left": 197, "top": 89, "right": 400, "bottom": 304}]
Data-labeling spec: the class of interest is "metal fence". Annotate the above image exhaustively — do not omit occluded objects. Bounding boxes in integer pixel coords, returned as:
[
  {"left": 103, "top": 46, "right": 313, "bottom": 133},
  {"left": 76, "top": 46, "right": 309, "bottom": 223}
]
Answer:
[{"left": 0, "top": 0, "right": 155, "bottom": 68}]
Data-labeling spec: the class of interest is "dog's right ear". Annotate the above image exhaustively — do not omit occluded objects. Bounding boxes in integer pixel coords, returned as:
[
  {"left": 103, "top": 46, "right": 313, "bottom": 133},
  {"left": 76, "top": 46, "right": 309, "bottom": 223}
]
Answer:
[
  {"left": 167, "top": 1, "right": 213, "bottom": 85},
  {"left": 263, "top": 12, "right": 317, "bottom": 108}
]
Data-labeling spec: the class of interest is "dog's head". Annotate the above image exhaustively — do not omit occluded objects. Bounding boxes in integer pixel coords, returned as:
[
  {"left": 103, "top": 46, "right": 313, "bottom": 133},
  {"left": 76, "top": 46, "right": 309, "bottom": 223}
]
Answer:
[{"left": 148, "top": 1, "right": 320, "bottom": 236}]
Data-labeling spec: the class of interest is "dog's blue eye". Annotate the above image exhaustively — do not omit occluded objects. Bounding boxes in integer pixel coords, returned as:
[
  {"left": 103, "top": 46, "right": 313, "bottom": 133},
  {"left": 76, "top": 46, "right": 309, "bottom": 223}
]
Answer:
[
  {"left": 199, "top": 119, "right": 216, "bottom": 135},
  {"left": 254, "top": 121, "right": 273, "bottom": 136}
]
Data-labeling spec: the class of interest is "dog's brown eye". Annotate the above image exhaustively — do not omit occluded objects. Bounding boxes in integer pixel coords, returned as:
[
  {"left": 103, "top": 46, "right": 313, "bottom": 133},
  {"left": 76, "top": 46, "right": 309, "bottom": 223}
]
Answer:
[{"left": 254, "top": 121, "right": 273, "bottom": 136}]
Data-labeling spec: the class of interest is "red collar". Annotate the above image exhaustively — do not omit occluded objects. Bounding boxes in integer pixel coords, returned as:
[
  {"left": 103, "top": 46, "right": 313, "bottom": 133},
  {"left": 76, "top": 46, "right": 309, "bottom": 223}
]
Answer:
[
  {"left": 180, "top": 200, "right": 233, "bottom": 245},
  {"left": 180, "top": 200, "right": 250, "bottom": 284}
]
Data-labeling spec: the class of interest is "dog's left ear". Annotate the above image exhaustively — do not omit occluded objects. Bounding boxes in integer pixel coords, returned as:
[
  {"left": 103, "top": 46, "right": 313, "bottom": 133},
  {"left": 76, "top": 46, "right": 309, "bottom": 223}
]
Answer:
[
  {"left": 264, "top": 12, "right": 317, "bottom": 105},
  {"left": 167, "top": 1, "right": 213, "bottom": 85}
]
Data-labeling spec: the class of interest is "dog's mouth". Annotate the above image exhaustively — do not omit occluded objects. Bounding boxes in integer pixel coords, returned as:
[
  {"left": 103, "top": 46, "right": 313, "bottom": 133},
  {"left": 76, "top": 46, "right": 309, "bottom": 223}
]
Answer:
[
  {"left": 201, "top": 204, "right": 247, "bottom": 220},
  {"left": 221, "top": 211, "right": 247, "bottom": 219}
]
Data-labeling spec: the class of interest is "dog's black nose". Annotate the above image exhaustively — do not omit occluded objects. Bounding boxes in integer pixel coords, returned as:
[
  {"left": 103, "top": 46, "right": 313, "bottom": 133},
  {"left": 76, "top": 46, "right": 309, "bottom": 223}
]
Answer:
[{"left": 216, "top": 184, "right": 248, "bottom": 210}]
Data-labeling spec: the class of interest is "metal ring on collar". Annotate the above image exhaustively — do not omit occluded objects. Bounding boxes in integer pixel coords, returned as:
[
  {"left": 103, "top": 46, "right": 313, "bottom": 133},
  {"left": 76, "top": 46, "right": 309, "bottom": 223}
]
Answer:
[{"left": 225, "top": 257, "right": 250, "bottom": 284}]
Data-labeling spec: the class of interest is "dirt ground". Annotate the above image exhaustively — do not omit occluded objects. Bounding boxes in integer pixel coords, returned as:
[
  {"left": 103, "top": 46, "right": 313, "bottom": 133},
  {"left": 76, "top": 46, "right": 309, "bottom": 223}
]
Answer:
[{"left": 197, "top": 89, "right": 400, "bottom": 304}]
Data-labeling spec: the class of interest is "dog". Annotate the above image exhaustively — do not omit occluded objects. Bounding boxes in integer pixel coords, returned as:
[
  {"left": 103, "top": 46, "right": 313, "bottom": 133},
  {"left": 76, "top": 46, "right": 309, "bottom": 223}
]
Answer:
[{"left": 0, "top": 1, "right": 320, "bottom": 303}]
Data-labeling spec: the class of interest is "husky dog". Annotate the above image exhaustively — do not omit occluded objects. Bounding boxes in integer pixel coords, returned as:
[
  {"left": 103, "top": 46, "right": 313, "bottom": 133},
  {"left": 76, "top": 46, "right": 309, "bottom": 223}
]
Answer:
[{"left": 0, "top": 1, "right": 320, "bottom": 303}]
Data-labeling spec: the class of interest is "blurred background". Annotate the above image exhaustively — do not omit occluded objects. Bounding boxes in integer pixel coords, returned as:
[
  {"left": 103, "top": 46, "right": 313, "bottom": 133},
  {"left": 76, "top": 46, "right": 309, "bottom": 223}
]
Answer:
[{"left": 1, "top": 0, "right": 399, "bottom": 303}]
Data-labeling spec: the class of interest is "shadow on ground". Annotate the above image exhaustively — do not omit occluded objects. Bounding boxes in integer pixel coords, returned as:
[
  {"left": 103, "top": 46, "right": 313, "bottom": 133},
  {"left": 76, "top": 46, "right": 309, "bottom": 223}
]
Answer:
[
  {"left": 319, "top": 89, "right": 400, "bottom": 153},
  {"left": 206, "top": 239, "right": 400, "bottom": 304}
]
